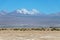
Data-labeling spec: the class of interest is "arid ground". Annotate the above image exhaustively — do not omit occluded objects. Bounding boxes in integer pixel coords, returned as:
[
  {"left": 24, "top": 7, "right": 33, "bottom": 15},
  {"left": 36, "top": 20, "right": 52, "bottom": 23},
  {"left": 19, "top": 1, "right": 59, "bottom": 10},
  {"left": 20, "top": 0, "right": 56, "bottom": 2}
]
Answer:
[{"left": 0, "top": 30, "right": 60, "bottom": 40}]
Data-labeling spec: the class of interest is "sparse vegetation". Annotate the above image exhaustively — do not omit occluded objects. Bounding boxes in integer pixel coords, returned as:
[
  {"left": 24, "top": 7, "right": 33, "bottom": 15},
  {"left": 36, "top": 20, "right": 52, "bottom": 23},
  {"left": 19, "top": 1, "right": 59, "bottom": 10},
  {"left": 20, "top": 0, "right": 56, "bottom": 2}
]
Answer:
[{"left": 0, "top": 27, "right": 60, "bottom": 31}]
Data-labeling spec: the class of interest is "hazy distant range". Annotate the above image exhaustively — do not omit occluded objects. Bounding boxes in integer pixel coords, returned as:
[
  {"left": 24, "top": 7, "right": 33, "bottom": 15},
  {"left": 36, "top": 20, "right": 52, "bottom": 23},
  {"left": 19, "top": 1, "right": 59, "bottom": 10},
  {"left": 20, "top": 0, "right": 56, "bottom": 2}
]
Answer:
[{"left": 0, "top": 9, "right": 60, "bottom": 28}]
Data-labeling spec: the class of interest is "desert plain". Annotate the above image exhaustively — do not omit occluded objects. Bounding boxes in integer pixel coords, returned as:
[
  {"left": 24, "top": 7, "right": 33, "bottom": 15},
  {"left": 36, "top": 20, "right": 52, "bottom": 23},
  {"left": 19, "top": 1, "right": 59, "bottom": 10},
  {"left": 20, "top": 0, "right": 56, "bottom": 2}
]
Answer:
[{"left": 0, "top": 29, "right": 60, "bottom": 40}]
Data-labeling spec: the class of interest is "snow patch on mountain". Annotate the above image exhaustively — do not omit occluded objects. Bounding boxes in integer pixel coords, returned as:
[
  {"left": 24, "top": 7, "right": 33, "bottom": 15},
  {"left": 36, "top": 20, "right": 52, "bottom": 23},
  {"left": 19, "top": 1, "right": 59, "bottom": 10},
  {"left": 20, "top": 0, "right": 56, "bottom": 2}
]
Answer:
[{"left": 16, "top": 8, "right": 40, "bottom": 15}]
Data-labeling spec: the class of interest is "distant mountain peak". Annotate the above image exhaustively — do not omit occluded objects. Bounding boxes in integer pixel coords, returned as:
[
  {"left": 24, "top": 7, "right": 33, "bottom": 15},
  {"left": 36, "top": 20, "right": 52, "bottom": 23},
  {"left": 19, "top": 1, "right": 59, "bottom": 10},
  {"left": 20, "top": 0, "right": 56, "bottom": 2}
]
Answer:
[{"left": 0, "top": 10, "right": 8, "bottom": 16}]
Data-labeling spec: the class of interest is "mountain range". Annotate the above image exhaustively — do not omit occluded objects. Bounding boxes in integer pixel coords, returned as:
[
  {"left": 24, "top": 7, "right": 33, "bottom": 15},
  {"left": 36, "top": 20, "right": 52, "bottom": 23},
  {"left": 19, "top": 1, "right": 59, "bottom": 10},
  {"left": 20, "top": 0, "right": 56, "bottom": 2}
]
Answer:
[{"left": 0, "top": 9, "right": 60, "bottom": 28}]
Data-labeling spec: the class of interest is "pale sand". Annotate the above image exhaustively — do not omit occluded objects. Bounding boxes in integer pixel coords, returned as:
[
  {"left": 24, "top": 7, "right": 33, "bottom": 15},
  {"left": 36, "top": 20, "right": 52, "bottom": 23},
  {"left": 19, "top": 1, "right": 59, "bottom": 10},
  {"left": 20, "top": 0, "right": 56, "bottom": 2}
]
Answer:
[{"left": 0, "top": 30, "right": 60, "bottom": 40}]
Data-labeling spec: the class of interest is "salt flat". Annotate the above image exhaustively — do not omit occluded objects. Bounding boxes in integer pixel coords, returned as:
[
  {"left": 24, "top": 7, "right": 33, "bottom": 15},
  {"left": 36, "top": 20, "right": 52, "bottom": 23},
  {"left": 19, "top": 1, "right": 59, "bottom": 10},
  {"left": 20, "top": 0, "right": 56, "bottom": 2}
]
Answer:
[{"left": 0, "top": 30, "right": 60, "bottom": 40}]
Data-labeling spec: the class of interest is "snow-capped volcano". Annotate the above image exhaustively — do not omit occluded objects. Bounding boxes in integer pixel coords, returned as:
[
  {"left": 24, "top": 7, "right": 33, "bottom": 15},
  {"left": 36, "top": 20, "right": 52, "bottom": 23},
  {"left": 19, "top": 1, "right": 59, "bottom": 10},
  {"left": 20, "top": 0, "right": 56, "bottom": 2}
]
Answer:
[
  {"left": 5, "top": 9, "right": 40, "bottom": 16},
  {"left": 0, "top": 9, "right": 40, "bottom": 16}
]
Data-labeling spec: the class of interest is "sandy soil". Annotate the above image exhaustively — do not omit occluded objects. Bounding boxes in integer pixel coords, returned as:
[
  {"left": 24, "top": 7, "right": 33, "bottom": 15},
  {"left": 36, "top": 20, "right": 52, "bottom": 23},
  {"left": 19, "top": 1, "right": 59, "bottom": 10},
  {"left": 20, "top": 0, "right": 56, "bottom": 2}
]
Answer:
[{"left": 0, "top": 30, "right": 60, "bottom": 40}]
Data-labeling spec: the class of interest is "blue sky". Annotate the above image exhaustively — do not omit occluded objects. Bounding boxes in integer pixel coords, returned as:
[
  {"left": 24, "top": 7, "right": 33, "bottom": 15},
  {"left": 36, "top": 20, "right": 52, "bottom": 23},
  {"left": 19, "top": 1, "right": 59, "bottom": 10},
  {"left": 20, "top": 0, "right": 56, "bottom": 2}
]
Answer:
[{"left": 0, "top": 0, "right": 60, "bottom": 14}]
